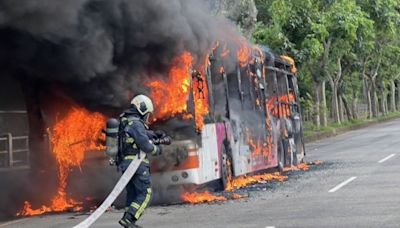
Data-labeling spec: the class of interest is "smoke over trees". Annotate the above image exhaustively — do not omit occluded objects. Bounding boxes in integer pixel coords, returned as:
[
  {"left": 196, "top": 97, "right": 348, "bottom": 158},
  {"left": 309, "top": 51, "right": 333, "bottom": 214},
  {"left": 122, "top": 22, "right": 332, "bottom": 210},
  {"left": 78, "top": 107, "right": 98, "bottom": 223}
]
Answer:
[{"left": 204, "top": 0, "right": 258, "bottom": 38}]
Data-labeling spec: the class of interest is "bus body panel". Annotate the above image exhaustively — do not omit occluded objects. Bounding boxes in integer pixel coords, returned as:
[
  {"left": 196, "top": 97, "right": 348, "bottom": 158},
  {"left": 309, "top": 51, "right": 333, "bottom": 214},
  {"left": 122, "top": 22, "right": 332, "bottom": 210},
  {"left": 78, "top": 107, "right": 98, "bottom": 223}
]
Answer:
[
  {"left": 151, "top": 123, "right": 222, "bottom": 187},
  {"left": 229, "top": 118, "right": 280, "bottom": 176},
  {"left": 150, "top": 47, "right": 306, "bottom": 190}
]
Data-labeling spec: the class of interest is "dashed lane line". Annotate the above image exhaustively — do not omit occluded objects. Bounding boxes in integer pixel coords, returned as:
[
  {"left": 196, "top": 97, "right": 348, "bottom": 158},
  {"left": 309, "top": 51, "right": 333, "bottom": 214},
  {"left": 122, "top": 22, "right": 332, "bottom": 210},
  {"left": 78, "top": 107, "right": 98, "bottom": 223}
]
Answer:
[
  {"left": 328, "top": 176, "right": 357, "bottom": 193},
  {"left": 378, "top": 154, "right": 396, "bottom": 163}
]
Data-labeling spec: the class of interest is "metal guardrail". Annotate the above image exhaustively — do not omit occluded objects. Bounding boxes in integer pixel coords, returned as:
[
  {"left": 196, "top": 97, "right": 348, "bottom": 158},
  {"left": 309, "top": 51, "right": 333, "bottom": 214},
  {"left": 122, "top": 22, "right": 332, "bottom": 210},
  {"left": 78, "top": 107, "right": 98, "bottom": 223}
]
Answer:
[{"left": 0, "top": 133, "right": 30, "bottom": 169}]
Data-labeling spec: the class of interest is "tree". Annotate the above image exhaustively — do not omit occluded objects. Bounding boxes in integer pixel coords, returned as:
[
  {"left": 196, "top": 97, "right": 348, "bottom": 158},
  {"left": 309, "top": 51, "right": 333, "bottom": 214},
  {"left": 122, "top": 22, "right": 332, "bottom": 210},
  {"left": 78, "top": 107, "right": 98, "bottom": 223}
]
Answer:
[
  {"left": 253, "top": 0, "right": 326, "bottom": 128},
  {"left": 252, "top": 0, "right": 400, "bottom": 126},
  {"left": 312, "top": 0, "right": 374, "bottom": 123},
  {"left": 357, "top": 0, "right": 400, "bottom": 117},
  {"left": 253, "top": 0, "right": 373, "bottom": 124}
]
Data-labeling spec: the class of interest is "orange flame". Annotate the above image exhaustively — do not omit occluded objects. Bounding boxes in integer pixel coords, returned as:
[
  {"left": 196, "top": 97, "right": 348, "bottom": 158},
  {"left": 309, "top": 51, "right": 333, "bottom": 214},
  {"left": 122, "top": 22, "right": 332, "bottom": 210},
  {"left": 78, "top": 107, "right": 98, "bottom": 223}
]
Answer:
[
  {"left": 204, "top": 42, "right": 219, "bottom": 72},
  {"left": 283, "top": 164, "right": 310, "bottom": 172},
  {"left": 236, "top": 40, "right": 252, "bottom": 68},
  {"left": 181, "top": 191, "right": 227, "bottom": 204},
  {"left": 310, "top": 160, "right": 324, "bottom": 165},
  {"left": 221, "top": 42, "right": 231, "bottom": 59},
  {"left": 17, "top": 106, "right": 106, "bottom": 216},
  {"left": 192, "top": 70, "right": 209, "bottom": 131},
  {"left": 267, "top": 93, "right": 296, "bottom": 118},
  {"left": 253, "top": 45, "right": 265, "bottom": 64},
  {"left": 244, "top": 128, "right": 270, "bottom": 157},
  {"left": 226, "top": 172, "right": 288, "bottom": 191},
  {"left": 219, "top": 66, "right": 225, "bottom": 74},
  {"left": 232, "top": 193, "right": 245, "bottom": 199},
  {"left": 149, "top": 52, "right": 193, "bottom": 121},
  {"left": 148, "top": 51, "right": 209, "bottom": 131},
  {"left": 283, "top": 161, "right": 324, "bottom": 172}
]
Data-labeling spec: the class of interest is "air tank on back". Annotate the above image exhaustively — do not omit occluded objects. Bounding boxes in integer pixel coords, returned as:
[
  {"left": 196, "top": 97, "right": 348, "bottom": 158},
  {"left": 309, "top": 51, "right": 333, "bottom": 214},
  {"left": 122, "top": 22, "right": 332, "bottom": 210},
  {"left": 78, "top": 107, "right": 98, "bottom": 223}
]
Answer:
[{"left": 105, "top": 118, "right": 119, "bottom": 158}]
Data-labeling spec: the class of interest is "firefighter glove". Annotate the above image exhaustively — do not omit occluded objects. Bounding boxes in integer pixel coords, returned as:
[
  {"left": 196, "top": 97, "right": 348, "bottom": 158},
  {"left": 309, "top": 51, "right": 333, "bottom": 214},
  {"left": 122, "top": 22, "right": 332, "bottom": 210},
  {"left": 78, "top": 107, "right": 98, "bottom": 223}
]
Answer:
[{"left": 159, "top": 136, "right": 172, "bottom": 145}]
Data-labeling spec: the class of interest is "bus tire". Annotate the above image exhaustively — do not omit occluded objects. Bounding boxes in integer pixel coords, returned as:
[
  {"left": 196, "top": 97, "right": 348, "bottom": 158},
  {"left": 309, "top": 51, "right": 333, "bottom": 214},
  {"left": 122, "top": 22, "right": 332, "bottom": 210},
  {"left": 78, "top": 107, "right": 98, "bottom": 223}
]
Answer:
[
  {"left": 221, "top": 143, "right": 233, "bottom": 190},
  {"left": 277, "top": 139, "right": 285, "bottom": 172}
]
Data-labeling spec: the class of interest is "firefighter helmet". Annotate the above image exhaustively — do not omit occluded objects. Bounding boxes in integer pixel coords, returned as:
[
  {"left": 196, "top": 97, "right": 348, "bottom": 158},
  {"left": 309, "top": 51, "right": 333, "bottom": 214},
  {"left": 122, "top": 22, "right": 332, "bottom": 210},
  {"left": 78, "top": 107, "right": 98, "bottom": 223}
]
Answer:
[{"left": 130, "top": 94, "right": 154, "bottom": 116}]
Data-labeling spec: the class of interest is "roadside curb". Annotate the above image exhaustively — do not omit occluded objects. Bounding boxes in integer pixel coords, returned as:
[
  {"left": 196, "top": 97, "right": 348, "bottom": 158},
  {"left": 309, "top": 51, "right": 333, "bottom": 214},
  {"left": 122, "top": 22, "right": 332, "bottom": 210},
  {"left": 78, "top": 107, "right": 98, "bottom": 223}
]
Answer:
[{"left": 304, "top": 115, "right": 400, "bottom": 143}]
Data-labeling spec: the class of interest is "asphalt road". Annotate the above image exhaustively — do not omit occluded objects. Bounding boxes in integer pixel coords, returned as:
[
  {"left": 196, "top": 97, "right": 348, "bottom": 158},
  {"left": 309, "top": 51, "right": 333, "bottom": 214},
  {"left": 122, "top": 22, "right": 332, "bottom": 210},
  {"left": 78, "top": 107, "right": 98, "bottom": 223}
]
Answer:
[{"left": 1, "top": 119, "right": 400, "bottom": 228}]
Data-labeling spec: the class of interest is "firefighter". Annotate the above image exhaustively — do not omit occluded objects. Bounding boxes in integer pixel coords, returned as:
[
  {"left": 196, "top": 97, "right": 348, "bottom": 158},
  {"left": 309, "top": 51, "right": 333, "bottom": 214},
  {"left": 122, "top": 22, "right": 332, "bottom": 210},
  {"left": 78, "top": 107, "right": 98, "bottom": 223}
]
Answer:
[{"left": 117, "top": 94, "right": 170, "bottom": 228}]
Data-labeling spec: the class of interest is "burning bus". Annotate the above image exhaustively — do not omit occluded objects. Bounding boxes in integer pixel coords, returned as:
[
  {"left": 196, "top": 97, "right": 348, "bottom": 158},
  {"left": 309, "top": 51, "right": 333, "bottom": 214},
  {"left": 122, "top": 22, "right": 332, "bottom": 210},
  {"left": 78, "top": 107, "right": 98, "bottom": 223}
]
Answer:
[
  {"left": 4, "top": 42, "right": 306, "bottom": 217},
  {"left": 0, "top": 0, "right": 307, "bottom": 219},
  {"left": 148, "top": 44, "right": 306, "bottom": 197}
]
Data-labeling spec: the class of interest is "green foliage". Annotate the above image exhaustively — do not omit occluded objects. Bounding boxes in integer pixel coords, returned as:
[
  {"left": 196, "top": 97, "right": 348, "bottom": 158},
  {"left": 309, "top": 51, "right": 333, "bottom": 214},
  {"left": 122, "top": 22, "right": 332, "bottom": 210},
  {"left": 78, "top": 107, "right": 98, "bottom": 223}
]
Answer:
[
  {"left": 253, "top": 0, "right": 400, "bottom": 123},
  {"left": 252, "top": 22, "right": 290, "bottom": 53},
  {"left": 299, "top": 92, "right": 313, "bottom": 113}
]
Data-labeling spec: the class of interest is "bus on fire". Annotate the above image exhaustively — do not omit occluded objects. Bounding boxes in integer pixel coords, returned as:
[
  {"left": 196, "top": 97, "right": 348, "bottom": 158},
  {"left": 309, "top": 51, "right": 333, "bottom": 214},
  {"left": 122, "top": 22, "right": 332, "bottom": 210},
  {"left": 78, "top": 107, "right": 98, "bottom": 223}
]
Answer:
[{"left": 147, "top": 45, "right": 306, "bottom": 197}]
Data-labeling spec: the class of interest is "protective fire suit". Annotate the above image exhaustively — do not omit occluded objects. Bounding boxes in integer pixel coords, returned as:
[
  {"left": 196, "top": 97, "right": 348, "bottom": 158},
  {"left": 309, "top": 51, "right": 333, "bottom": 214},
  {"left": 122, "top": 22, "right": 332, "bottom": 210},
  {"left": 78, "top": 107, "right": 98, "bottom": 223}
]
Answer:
[{"left": 118, "top": 107, "right": 161, "bottom": 224}]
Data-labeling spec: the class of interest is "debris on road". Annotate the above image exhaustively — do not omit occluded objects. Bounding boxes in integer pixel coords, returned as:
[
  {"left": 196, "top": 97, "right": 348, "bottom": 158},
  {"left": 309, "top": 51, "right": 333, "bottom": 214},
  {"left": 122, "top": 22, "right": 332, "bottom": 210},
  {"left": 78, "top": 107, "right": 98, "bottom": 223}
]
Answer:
[{"left": 181, "top": 161, "right": 323, "bottom": 205}]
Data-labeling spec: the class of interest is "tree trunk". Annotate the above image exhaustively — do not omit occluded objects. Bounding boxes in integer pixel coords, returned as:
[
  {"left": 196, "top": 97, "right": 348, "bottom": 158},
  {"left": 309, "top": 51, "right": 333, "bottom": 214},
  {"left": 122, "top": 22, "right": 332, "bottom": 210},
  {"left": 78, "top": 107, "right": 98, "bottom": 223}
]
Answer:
[
  {"left": 390, "top": 80, "right": 396, "bottom": 112},
  {"left": 312, "top": 81, "right": 321, "bottom": 129},
  {"left": 326, "top": 57, "right": 343, "bottom": 124},
  {"left": 385, "top": 96, "right": 389, "bottom": 114},
  {"left": 331, "top": 85, "right": 341, "bottom": 124},
  {"left": 367, "top": 59, "right": 381, "bottom": 117},
  {"left": 384, "top": 89, "right": 389, "bottom": 115},
  {"left": 379, "top": 90, "right": 385, "bottom": 116},
  {"left": 371, "top": 82, "right": 378, "bottom": 117},
  {"left": 320, "top": 81, "right": 328, "bottom": 127},
  {"left": 367, "top": 89, "right": 372, "bottom": 118},
  {"left": 341, "top": 93, "right": 353, "bottom": 121},
  {"left": 362, "top": 77, "right": 368, "bottom": 102},
  {"left": 351, "top": 97, "right": 358, "bottom": 119},
  {"left": 351, "top": 86, "right": 358, "bottom": 119},
  {"left": 338, "top": 94, "right": 344, "bottom": 122},
  {"left": 397, "top": 80, "right": 400, "bottom": 111},
  {"left": 338, "top": 94, "right": 343, "bottom": 121}
]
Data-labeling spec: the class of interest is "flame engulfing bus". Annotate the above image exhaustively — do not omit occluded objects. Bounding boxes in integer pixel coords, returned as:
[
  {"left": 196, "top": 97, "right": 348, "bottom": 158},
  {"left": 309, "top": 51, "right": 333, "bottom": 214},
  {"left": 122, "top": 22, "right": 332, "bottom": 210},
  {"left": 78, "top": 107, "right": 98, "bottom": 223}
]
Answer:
[{"left": 150, "top": 45, "right": 306, "bottom": 197}]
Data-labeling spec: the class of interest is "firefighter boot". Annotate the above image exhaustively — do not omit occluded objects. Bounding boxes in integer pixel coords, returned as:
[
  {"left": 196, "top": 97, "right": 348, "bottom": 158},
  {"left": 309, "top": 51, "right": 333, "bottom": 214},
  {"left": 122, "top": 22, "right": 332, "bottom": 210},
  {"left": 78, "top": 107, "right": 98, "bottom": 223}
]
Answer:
[{"left": 119, "top": 212, "right": 142, "bottom": 228}]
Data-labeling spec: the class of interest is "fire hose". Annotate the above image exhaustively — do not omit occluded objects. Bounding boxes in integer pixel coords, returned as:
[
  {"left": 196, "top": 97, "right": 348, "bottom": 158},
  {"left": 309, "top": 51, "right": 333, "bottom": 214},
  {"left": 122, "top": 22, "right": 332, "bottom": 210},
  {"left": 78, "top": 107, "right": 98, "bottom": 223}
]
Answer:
[
  {"left": 73, "top": 151, "right": 146, "bottom": 228},
  {"left": 73, "top": 132, "right": 170, "bottom": 228}
]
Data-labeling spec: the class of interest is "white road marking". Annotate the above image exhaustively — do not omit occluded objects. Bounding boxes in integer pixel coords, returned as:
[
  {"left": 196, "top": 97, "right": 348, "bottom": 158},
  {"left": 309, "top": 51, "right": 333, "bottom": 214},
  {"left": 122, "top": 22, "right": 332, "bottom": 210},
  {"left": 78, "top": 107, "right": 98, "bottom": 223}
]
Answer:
[
  {"left": 0, "top": 218, "right": 28, "bottom": 227},
  {"left": 378, "top": 154, "right": 396, "bottom": 163},
  {"left": 328, "top": 176, "right": 357, "bottom": 193},
  {"left": 266, "top": 226, "right": 275, "bottom": 228}
]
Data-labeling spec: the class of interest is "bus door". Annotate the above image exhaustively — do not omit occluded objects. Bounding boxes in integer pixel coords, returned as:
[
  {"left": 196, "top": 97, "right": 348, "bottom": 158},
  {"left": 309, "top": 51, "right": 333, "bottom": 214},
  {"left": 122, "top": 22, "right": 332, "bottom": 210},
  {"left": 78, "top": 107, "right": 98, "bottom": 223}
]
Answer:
[
  {"left": 275, "top": 65, "right": 299, "bottom": 167},
  {"left": 264, "top": 58, "right": 281, "bottom": 168},
  {"left": 287, "top": 75, "right": 306, "bottom": 160}
]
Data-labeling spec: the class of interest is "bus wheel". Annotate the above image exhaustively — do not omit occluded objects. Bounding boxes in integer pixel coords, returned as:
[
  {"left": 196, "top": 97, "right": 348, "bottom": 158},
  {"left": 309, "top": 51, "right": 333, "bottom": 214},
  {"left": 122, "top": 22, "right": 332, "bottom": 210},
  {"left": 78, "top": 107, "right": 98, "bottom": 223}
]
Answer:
[
  {"left": 277, "top": 139, "right": 285, "bottom": 172},
  {"left": 221, "top": 144, "right": 233, "bottom": 190},
  {"left": 290, "top": 138, "right": 298, "bottom": 166}
]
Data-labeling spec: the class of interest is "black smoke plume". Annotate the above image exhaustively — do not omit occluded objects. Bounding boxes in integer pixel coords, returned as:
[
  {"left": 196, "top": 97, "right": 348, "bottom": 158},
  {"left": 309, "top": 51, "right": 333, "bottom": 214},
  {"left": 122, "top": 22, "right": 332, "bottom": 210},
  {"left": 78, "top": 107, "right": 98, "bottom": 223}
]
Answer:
[
  {"left": 0, "top": 0, "right": 247, "bottom": 219},
  {"left": 0, "top": 0, "right": 232, "bottom": 109}
]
